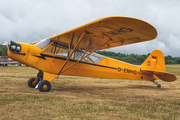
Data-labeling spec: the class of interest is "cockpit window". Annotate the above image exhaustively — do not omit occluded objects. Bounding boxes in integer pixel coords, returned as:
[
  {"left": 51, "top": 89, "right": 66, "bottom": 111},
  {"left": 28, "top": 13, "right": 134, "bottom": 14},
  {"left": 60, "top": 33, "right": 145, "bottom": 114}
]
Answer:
[
  {"left": 35, "top": 38, "right": 52, "bottom": 49},
  {"left": 44, "top": 42, "right": 104, "bottom": 63}
]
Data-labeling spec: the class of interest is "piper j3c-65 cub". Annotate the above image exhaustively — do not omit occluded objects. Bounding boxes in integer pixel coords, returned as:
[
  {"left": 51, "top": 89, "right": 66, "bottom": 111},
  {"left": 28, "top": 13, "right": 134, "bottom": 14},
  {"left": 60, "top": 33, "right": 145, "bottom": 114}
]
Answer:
[{"left": 8, "top": 16, "right": 177, "bottom": 92}]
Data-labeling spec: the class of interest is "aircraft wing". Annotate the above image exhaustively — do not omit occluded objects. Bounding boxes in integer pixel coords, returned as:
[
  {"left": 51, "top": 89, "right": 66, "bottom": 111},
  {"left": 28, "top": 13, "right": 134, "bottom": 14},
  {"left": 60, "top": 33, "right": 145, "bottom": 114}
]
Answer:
[
  {"left": 50, "top": 16, "right": 157, "bottom": 52},
  {"left": 141, "top": 69, "right": 177, "bottom": 82}
]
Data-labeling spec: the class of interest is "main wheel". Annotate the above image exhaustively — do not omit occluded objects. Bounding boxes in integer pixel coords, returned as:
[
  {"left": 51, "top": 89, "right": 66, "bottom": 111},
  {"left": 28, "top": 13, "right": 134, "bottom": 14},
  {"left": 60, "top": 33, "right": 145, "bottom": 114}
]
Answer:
[
  {"left": 38, "top": 80, "right": 51, "bottom": 92},
  {"left": 28, "top": 77, "right": 37, "bottom": 88}
]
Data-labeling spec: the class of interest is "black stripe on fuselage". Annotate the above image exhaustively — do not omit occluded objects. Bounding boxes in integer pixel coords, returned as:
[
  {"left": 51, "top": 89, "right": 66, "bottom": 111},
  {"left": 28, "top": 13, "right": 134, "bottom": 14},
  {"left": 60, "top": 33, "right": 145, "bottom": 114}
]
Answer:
[{"left": 33, "top": 53, "right": 117, "bottom": 70}]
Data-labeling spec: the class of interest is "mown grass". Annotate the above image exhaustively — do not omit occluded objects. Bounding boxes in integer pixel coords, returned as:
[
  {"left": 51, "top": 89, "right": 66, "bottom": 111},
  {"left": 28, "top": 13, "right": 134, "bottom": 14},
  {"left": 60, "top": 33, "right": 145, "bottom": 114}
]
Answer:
[{"left": 0, "top": 65, "right": 180, "bottom": 120}]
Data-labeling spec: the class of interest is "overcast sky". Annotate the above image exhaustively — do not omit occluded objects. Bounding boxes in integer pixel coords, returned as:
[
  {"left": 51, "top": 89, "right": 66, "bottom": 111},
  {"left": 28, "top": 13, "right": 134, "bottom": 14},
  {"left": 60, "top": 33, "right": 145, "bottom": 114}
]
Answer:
[{"left": 0, "top": 0, "right": 180, "bottom": 56}]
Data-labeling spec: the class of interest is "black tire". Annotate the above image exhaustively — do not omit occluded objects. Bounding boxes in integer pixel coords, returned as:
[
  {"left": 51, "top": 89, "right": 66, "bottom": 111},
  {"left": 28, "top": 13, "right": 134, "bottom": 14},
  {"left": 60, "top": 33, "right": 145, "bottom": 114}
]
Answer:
[
  {"left": 28, "top": 77, "right": 37, "bottom": 88},
  {"left": 157, "top": 84, "right": 161, "bottom": 88},
  {"left": 38, "top": 80, "right": 51, "bottom": 92}
]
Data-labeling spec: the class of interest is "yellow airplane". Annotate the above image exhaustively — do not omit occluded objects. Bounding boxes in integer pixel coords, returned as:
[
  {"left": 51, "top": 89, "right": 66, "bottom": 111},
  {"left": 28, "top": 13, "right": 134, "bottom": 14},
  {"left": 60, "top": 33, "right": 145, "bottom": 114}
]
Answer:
[{"left": 7, "top": 16, "right": 177, "bottom": 92}]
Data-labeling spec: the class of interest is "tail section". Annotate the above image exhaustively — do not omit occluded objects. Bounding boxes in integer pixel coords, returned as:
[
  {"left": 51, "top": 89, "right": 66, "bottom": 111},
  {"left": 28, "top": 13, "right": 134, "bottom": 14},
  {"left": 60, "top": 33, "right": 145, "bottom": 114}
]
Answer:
[
  {"left": 141, "top": 50, "right": 165, "bottom": 72},
  {"left": 141, "top": 50, "right": 176, "bottom": 82}
]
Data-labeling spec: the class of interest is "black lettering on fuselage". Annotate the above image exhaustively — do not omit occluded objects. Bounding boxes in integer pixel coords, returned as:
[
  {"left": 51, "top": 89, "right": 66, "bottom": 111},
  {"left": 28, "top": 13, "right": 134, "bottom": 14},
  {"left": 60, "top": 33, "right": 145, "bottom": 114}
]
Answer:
[{"left": 118, "top": 67, "right": 137, "bottom": 75}]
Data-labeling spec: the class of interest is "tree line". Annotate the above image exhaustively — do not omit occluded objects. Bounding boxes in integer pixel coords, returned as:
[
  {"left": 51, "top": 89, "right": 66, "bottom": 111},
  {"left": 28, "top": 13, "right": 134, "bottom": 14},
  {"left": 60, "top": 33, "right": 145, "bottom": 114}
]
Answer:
[{"left": 95, "top": 51, "right": 180, "bottom": 65}]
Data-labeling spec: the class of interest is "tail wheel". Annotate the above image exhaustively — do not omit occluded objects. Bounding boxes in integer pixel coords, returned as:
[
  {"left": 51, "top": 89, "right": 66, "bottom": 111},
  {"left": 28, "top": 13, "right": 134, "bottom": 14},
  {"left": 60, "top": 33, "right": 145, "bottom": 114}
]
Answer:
[
  {"left": 28, "top": 77, "right": 37, "bottom": 88},
  {"left": 157, "top": 84, "right": 161, "bottom": 88},
  {"left": 38, "top": 80, "right": 51, "bottom": 92}
]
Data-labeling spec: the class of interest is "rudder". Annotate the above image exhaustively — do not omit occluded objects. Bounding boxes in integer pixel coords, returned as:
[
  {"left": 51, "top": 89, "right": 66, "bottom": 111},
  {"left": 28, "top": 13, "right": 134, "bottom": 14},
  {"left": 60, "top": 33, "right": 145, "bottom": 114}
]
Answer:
[{"left": 141, "top": 50, "right": 166, "bottom": 72}]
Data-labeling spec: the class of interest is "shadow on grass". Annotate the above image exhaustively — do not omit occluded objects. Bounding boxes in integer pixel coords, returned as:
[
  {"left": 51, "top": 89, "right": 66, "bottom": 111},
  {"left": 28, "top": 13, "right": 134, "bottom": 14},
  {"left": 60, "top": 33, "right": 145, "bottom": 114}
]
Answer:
[
  {"left": 52, "top": 84, "right": 170, "bottom": 93},
  {"left": 50, "top": 84, "right": 173, "bottom": 102},
  {"left": 126, "top": 85, "right": 170, "bottom": 90}
]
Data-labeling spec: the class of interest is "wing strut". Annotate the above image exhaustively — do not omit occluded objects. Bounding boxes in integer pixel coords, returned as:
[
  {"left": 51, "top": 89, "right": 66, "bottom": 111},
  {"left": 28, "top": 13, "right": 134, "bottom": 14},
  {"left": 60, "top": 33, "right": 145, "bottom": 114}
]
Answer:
[
  {"left": 58, "top": 32, "right": 86, "bottom": 75},
  {"left": 68, "top": 32, "right": 74, "bottom": 55},
  {"left": 59, "top": 38, "right": 112, "bottom": 74}
]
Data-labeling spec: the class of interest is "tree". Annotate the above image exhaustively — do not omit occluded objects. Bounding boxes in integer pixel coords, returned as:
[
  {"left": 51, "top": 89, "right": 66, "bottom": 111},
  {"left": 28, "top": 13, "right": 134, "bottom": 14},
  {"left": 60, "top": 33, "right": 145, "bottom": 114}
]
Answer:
[{"left": 0, "top": 45, "right": 7, "bottom": 56}]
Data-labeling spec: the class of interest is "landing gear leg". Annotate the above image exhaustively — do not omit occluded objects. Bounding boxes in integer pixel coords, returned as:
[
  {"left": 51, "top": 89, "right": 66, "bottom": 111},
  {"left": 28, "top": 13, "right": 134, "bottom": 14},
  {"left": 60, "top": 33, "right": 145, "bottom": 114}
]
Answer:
[
  {"left": 151, "top": 80, "right": 161, "bottom": 88},
  {"left": 34, "top": 71, "right": 43, "bottom": 89}
]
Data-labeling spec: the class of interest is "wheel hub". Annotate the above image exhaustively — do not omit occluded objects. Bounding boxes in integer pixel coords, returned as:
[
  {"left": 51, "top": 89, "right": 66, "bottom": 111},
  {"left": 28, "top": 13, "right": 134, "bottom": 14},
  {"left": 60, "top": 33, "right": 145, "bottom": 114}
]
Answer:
[
  {"left": 43, "top": 85, "right": 48, "bottom": 89},
  {"left": 32, "top": 81, "right": 37, "bottom": 85}
]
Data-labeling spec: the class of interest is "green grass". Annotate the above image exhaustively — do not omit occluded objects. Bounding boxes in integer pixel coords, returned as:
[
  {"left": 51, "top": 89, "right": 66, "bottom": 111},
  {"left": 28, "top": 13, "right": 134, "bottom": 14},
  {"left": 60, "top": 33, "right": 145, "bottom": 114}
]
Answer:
[{"left": 0, "top": 65, "right": 180, "bottom": 119}]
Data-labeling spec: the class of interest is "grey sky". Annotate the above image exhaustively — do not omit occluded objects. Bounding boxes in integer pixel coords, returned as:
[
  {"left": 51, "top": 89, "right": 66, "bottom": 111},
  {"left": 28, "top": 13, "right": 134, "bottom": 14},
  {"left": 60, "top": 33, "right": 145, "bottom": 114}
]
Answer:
[{"left": 0, "top": 0, "right": 180, "bottom": 56}]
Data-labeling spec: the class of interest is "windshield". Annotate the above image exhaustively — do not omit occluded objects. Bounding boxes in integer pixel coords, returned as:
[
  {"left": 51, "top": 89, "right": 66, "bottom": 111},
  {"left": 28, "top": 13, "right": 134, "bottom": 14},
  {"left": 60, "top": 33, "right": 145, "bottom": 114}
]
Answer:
[{"left": 35, "top": 38, "right": 52, "bottom": 49}]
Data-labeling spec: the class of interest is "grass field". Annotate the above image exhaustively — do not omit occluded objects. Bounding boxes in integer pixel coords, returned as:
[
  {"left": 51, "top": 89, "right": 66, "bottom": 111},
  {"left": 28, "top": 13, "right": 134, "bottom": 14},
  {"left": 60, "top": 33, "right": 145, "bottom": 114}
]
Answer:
[{"left": 0, "top": 65, "right": 180, "bottom": 120}]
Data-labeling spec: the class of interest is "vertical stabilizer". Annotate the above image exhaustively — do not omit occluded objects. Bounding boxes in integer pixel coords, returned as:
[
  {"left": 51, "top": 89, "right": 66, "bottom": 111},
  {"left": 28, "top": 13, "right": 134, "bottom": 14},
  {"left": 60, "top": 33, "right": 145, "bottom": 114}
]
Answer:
[{"left": 141, "top": 50, "right": 166, "bottom": 72}]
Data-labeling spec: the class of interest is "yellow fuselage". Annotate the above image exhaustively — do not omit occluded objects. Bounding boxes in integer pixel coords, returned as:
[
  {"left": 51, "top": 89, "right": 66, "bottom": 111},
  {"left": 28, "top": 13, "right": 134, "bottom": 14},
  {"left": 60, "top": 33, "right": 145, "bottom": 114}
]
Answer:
[{"left": 8, "top": 42, "right": 155, "bottom": 82}]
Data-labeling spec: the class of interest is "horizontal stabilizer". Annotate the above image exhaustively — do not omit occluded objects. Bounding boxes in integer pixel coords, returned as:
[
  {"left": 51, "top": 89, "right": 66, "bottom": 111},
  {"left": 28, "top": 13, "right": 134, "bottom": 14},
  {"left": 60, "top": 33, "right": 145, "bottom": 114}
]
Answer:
[{"left": 141, "top": 69, "right": 177, "bottom": 82}]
